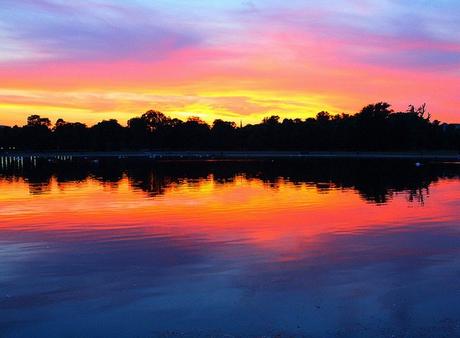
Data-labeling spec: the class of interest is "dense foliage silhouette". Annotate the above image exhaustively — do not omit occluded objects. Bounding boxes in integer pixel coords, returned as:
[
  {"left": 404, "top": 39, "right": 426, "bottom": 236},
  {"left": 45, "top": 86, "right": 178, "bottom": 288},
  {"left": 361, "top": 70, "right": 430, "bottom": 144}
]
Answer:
[{"left": 0, "top": 103, "right": 459, "bottom": 151}]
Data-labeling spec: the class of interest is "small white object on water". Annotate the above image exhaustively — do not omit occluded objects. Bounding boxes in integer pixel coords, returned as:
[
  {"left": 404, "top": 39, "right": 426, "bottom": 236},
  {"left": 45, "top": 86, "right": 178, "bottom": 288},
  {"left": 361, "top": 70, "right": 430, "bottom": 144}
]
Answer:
[{"left": 415, "top": 162, "right": 422, "bottom": 167}]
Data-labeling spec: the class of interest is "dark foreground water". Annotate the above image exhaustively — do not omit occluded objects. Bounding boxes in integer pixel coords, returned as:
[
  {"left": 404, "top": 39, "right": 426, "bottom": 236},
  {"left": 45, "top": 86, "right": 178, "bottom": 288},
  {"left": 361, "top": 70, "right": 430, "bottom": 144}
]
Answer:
[{"left": 1, "top": 158, "right": 460, "bottom": 337}]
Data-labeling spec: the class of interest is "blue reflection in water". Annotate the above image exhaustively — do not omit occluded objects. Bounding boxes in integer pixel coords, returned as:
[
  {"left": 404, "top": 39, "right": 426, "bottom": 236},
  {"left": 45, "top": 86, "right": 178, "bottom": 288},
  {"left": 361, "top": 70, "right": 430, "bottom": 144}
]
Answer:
[{"left": 0, "top": 159, "right": 460, "bottom": 337}]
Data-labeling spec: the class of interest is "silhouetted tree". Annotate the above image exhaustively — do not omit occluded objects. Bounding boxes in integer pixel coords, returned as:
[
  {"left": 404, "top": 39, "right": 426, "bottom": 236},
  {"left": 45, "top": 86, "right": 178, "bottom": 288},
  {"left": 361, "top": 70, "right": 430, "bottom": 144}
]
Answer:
[
  {"left": 91, "top": 119, "right": 124, "bottom": 150},
  {"left": 141, "top": 110, "right": 170, "bottom": 132},
  {"left": 127, "top": 117, "right": 149, "bottom": 149},
  {"left": 53, "top": 119, "right": 88, "bottom": 150},
  {"left": 1, "top": 103, "right": 459, "bottom": 151},
  {"left": 21, "top": 115, "right": 53, "bottom": 149},
  {"left": 27, "top": 115, "right": 51, "bottom": 127},
  {"left": 211, "top": 119, "right": 237, "bottom": 149}
]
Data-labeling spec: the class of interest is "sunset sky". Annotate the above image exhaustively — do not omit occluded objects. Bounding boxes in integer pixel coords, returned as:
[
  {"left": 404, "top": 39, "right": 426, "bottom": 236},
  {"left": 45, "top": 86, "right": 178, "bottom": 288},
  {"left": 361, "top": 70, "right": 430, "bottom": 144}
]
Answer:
[{"left": 1, "top": 0, "right": 459, "bottom": 126}]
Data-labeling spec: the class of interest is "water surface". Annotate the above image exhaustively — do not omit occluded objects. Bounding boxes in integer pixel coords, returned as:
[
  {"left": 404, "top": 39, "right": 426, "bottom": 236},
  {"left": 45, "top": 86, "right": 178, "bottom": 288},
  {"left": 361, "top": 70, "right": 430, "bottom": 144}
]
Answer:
[{"left": 1, "top": 158, "right": 460, "bottom": 337}]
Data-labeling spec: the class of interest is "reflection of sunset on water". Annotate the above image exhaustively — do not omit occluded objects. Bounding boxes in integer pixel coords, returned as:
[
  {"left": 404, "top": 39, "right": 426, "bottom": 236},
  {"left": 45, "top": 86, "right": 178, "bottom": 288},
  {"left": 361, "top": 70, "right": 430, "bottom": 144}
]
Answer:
[
  {"left": 1, "top": 160, "right": 460, "bottom": 337},
  {"left": 1, "top": 174, "right": 459, "bottom": 252}
]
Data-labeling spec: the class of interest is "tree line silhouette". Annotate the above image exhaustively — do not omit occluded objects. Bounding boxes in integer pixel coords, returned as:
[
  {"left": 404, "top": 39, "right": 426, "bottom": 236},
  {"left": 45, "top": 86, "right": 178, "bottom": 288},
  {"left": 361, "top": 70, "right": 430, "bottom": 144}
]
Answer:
[{"left": 0, "top": 102, "right": 459, "bottom": 151}]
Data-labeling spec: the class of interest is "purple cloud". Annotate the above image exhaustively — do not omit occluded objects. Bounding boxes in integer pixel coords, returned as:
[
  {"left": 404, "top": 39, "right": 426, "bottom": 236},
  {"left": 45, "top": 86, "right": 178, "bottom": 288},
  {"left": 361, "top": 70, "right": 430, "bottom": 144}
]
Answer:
[{"left": 0, "top": 0, "right": 200, "bottom": 62}]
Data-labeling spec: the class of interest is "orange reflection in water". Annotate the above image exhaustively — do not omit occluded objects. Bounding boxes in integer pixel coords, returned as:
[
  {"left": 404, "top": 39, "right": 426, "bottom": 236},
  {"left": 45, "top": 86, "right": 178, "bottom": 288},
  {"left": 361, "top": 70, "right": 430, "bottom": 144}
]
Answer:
[{"left": 1, "top": 176, "right": 459, "bottom": 255}]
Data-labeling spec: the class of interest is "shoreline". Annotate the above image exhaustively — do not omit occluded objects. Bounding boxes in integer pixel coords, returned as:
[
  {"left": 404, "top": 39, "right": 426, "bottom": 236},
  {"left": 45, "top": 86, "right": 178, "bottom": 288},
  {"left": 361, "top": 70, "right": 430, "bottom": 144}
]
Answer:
[{"left": 1, "top": 150, "right": 460, "bottom": 160}]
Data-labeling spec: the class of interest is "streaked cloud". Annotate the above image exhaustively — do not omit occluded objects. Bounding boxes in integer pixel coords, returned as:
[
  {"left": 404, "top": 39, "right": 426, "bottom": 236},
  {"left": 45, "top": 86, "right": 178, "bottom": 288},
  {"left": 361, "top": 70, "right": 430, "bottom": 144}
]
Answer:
[{"left": 0, "top": 0, "right": 459, "bottom": 124}]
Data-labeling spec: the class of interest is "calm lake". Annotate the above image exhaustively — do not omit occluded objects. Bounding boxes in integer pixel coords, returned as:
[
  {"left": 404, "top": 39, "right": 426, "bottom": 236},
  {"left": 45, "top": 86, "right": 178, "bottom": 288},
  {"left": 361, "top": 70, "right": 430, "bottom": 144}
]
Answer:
[{"left": 1, "top": 158, "right": 460, "bottom": 337}]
